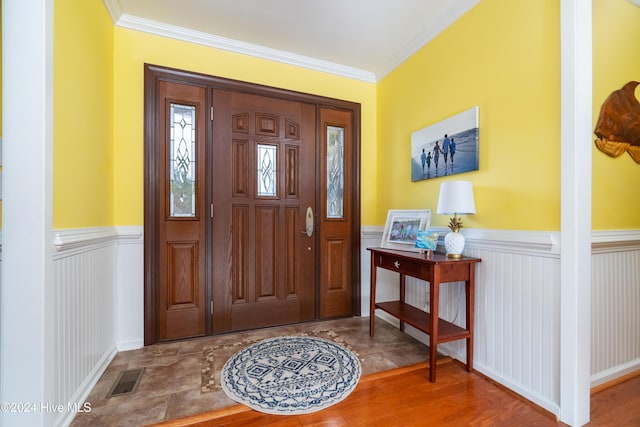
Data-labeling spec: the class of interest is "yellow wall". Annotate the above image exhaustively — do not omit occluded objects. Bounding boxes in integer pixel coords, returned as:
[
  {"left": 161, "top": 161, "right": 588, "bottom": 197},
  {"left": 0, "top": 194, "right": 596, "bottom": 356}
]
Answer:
[
  {"left": 592, "top": 0, "right": 640, "bottom": 230},
  {"left": 53, "top": 0, "right": 114, "bottom": 228},
  {"left": 48, "top": 0, "right": 640, "bottom": 231},
  {"left": 378, "top": 0, "right": 561, "bottom": 230},
  {"left": 0, "top": 3, "right": 2, "bottom": 138},
  {"left": 112, "top": 29, "right": 377, "bottom": 225},
  {"left": 1, "top": 4, "right": 3, "bottom": 229}
]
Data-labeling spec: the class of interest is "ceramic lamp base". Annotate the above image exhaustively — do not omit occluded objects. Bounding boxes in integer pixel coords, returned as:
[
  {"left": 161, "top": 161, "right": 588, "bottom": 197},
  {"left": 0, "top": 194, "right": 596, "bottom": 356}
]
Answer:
[{"left": 444, "top": 231, "right": 465, "bottom": 258}]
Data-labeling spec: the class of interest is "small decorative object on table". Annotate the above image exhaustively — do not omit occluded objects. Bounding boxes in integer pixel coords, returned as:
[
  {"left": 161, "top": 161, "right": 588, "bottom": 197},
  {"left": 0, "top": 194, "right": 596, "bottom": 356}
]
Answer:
[
  {"left": 380, "top": 209, "right": 431, "bottom": 252},
  {"left": 415, "top": 230, "right": 439, "bottom": 256},
  {"left": 437, "top": 180, "right": 476, "bottom": 258}
]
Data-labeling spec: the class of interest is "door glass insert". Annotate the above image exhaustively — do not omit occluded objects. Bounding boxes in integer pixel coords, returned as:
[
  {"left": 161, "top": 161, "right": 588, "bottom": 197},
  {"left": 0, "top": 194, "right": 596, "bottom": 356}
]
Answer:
[
  {"left": 169, "top": 103, "right": 196, "bottom": 217},
  {"left": 257, "top": 143, "right": 277, "bottom": 196},
  {"left": 327, "top": 126, "right": 344, "bottom": 218}
]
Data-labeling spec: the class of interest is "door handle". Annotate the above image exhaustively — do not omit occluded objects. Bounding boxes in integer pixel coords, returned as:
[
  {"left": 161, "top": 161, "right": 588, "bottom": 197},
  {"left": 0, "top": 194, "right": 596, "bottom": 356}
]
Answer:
[{"left": 302, "top": 207, "right": 314, "bottom": 237}]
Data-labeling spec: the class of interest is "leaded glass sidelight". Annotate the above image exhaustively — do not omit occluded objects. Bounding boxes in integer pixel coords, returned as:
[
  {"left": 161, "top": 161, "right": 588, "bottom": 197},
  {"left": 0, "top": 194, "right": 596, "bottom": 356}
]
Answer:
[
  {"left": 327, "top": 126, "right": 345, "bottom": 218},
  {"left": 169, "top": 103, "right": 196, "bottom": 217},
  {"left": 257, "top": 144, "right": 277, "bottom": 197}
]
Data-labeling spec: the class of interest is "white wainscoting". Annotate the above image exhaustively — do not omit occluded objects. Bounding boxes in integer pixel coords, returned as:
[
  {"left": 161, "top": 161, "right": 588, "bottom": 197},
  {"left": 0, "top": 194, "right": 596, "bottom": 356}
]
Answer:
[
  {"left": 44, "top": 225, "right": 638, "bottom": 425},
  {"left": 361, "top": 226, "right": 640, "bottom": 417},
  {"left": 114, "top": 226, "right": 145, "bottom": 351},
  {"left": 53, "top": 228, "right": 117, "bottom": 427},
  {"left": 52, "top": 226, "right": 143, "bottom": 427},
  {"left": 590, "top": 230, "right": 640, "bottom": 387}
]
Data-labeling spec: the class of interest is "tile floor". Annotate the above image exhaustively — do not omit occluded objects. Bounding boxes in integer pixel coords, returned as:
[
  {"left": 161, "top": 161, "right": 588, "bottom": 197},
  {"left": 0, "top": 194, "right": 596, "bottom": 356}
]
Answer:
[{"left": 70, "top": 316, "right": 432, "bottom": 426}]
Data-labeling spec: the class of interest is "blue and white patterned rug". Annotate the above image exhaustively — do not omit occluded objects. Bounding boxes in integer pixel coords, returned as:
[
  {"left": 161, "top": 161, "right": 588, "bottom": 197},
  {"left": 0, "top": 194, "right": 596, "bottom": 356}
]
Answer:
[{"left": 220, "top": 335, "right": 361, "bottom": 415}]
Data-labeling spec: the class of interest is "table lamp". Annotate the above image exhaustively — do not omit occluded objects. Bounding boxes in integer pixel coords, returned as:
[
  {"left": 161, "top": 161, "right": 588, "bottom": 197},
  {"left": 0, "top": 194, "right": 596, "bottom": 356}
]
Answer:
[{"left": 437, "top": 181, "right": 476, "bottom": 258}]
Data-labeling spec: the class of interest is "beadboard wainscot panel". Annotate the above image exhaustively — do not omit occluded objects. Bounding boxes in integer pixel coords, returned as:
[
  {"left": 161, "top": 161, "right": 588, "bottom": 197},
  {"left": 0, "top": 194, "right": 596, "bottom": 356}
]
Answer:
[
  {"left": 591, "top": 230, "right": 640, "bottom": 388},
  {"left": 361, "top": 226, "right": 416, "bottom": 321},
  {"left": 360, "top": 227, "right": 384, "bottom": 315},
  {"left": 361, "top": 226, "right": 562, "bottom": 416},
  {"left": 452, "top": 228, "right": 561, "bottom": 416},
  {"left": 53, "top": 227, "right": 118, "bottom": 427},
  {"left": 114, "top": 226, "right": 144, "bottom": 351}
]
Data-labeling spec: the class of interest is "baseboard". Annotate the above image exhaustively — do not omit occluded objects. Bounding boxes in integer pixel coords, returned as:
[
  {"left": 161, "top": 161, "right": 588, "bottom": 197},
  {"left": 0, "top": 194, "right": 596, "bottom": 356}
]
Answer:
[
  {"left": 591, "top": 368, "right": 640, "bottom": 395},
  {"left": 472, "top": 361, "right": 561, "bottom": 419},
  {"left": 56, "top": 344, "right": 118, "bottom": 427},
  {"left": 117, "top": 339, "right": 145, "bottom": 352},
  {"left": 590, "top": 358, "right": 640, "bottom": 389},
  {"left": 470, "top": 365, "right": 561, "bottom": 423}
]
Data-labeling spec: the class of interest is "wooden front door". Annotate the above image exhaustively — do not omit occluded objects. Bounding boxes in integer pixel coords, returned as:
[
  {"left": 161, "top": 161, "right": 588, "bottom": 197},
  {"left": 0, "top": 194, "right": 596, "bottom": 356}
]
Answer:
[
  {"left": 144, "top": 65, "right": 361, "bottom": 344},
  {"left": 210, "top": 90, "right": 316, "bottom": 332},
  {"left": 156, "top": 80, "right": 208, "bottom": 340},
  {"left": 319, "top": 107, "right": 354, "bottom": 318}
]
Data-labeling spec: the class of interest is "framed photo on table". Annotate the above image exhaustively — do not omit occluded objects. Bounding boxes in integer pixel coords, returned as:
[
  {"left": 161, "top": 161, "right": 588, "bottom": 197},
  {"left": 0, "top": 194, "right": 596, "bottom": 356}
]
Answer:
[{"left": 380, "top": 209, "right": 431, "bottom": 252}]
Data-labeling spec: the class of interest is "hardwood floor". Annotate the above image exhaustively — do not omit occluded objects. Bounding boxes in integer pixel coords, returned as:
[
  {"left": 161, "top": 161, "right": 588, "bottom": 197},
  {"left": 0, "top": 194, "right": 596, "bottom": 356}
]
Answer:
[
  {"left": 589, "top": 372, "right": 640, "bottom": 426},
  {"left": 152, "top": 359, "right": 640, "bottom": 427},
  {"left": 71, "top": 316, "right": 638, "bottom": 426}
]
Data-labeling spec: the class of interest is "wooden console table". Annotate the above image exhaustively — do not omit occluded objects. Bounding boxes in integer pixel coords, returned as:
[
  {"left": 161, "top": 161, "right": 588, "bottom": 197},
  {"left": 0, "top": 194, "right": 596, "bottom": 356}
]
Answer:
[{"left": 368, "top": 247, "right": 481, "bottom": 382}]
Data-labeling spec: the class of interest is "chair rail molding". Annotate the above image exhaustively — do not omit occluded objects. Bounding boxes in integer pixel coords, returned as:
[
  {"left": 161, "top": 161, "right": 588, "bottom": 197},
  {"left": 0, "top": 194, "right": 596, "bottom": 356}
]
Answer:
[
  {"left": 53, "top": 226, "right": 143, "bottom": 255},
  {"left": 362, "top": 226, "right": 560, "bottom": 257},
  {"left": 591, "top": 229, "right": 640, "bottom": 253},
  {"left": 364, "top": 226, "right": 640, "bottom": 255}
]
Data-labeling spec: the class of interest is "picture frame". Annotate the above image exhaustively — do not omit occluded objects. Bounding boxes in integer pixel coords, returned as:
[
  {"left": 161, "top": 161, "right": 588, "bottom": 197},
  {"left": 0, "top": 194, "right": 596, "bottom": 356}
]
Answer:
[
  {"left": 411, "top": 106, "right": 479, "bottom": 181},
  {"left": 380, "top": 209, "right": 432, "bottom": 252}
]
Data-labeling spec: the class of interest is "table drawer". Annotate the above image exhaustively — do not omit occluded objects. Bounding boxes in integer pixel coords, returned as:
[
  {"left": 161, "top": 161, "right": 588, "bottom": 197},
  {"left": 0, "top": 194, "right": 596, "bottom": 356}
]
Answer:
[{"left": 377, "top": 254, "right": 428, "bottom": 277}]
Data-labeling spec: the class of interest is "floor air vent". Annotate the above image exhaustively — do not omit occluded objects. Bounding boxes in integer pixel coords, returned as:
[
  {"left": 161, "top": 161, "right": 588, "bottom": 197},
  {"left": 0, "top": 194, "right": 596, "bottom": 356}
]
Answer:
[{"left": 107, "top": 368, "right": 145, "bottom": 398}]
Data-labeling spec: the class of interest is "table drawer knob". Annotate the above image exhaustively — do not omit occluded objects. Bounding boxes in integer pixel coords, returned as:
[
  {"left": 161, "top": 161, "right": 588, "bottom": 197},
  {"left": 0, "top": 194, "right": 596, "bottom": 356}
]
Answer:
[{"left": 393, "top": 260, "right": 400, "bottom": 268}]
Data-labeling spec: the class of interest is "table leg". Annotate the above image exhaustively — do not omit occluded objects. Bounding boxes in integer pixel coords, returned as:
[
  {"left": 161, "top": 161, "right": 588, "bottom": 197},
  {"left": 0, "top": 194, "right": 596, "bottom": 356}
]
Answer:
[
  {"left": 369, "top": 252, "right": 377, "bottom": 337},
  {"left": 429, "top": 278, "right": 439, "bottom": 382},
  {"left": 399, "top": 274, "right": 406, "bottom": 332},
  {"left": 466, "top": 266, "right": 475, "bottom": 372}
]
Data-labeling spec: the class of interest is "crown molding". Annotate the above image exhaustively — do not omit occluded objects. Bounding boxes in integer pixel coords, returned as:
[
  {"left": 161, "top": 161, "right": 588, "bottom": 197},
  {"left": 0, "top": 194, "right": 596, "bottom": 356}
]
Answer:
[
  {"left": 113, "top": 13, "right": 377, "bottom": 83},
  {"left": 374, "top": 0, "right": 482, "bottom": 80},
  {"left": 103, "top": 1, "right": 486, "bottom": 82},
  {"left": 102, "top": 0, "right": 122, "bottom": 24}
]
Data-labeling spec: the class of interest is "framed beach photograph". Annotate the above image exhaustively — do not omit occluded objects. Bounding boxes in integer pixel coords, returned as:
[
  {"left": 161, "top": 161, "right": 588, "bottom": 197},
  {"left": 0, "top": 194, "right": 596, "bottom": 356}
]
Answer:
[
  {"left": 411, "top": 106, "right": 479, "bottom": 181},
  {"left": 380, "top": 209, "right": 431, "bottom": 252}
]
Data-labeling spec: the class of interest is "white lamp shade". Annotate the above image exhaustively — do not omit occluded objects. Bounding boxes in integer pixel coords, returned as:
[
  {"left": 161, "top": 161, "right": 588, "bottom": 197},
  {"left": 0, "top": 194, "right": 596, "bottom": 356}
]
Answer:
[{"left": 437, "top": 181, "right": 476, "bottom": 215}]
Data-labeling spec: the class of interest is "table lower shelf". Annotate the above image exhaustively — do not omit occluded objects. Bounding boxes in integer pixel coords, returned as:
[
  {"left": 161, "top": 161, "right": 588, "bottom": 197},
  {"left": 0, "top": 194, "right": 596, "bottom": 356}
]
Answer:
[{"left": 375, "top": 301, "right": 470, "bottom": 343}]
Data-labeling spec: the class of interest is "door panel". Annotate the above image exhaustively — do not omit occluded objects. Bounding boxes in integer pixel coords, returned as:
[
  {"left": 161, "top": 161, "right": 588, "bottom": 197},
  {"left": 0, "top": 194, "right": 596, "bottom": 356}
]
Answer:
[
  {"left": 211, "top": 90, "right": 316, "bottom": 333},
  {"left": 157, "top": 81, "right": 207, "bottom": 340},
  {"left": 144, "top": 65, "right": 361, "bottom": 344},
  {"left": 319, "top": 108, "right": 354, "bottom": 318}
]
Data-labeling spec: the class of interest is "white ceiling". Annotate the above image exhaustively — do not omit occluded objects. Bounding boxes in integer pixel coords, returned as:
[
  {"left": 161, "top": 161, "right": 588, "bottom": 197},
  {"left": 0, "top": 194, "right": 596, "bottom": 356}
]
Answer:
[{"left": 106, "top": 0, "right": 480, "bottom": 82}]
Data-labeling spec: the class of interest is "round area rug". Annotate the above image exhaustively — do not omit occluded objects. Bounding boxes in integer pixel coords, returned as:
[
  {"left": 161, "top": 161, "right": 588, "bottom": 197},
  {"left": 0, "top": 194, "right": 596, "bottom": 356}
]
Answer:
[{"left": 220, "top": 335, "right": 361, "bottom": 415}]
